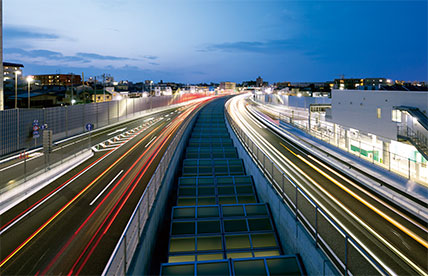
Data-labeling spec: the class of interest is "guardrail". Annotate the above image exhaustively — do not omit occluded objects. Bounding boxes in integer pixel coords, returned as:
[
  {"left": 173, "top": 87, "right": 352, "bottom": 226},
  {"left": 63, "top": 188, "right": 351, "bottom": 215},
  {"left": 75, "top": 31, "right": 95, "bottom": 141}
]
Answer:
[
  {"left": 225, "top": 107, "right": 388, "bottom": 276},
  {"left": 0, "top": 93, "right": 208, "bottom": 156},
  {"left": 0, "top": 135, "right": 91, "bottom": 191},
  {"left": 101, "top": 106, "right": 198, "bottom": 276}
]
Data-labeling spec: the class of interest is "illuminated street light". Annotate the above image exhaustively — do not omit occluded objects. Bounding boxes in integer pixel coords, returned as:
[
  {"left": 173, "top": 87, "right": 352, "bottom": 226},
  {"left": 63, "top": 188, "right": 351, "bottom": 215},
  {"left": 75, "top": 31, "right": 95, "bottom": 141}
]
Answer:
[
  {"left": 14, "top": 71, "right": 21, "bottom": 109},
  {"left": 26, "top": 76, "right": 33, "bottom": 108}
]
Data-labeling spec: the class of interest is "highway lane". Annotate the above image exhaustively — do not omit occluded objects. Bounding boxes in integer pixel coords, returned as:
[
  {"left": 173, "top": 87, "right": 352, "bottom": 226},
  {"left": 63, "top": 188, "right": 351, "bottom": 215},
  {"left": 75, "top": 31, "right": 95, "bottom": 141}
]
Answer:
[
  {"left": 0, "top": 97, "right": 213, "bottom": 275},
  {"left": 0, "top": 105, "right": 189, "bottom": 191},
  {"left": 227, "top": 94, "right": 428, "bottom": 275}
]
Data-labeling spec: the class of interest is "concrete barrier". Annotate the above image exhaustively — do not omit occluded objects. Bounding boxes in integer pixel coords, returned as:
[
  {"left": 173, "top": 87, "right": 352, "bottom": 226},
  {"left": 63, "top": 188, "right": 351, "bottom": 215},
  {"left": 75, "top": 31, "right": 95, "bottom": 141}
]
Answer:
[
  {"left": 225, "top": 114, "right": 338, "bottom": 276},
  {"left": 0, "top": 149, "right": 93, "bottom": 215}
]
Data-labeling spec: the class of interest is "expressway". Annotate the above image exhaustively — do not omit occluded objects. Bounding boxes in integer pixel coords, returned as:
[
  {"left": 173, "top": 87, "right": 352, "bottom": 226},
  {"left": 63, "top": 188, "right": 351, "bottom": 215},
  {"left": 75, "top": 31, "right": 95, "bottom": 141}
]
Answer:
[
  {"left": 0, "top": 97, "right": 214, "bottom": 275},
  {"left": 226, "top": 94, "right": 428, "bottom": 275},
  {"left": 0, "top": 99, "right": 206, "bottom": 192}
]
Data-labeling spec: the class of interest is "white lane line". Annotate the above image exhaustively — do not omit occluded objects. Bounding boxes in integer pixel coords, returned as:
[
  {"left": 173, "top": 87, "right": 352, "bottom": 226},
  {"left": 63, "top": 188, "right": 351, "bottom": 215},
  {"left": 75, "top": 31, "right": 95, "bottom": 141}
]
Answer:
[
  {"left": 108, "top": 128, "right": 127, "bottom": 136},
  {"left": 0, "top": 148, "right": 41, "bottom": 165},
  {"left": 89, "top": 170, "right": 123, "bottom": 206},
  {"left": 0, "top": 149, "right": 116, "bottom": 235},
  {"left": 145, "top": 136, "right": 157, "bottom": 148},
  {"left": 0, "top": 153, "right": 43, "bottom": 172}
]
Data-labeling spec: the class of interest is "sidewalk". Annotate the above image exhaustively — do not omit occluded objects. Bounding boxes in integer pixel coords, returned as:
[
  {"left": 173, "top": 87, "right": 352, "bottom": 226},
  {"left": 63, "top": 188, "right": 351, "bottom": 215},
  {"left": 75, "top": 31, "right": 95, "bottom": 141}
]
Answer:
[{"left": 251, "top": 105, "right": 428, "bottom": 220}]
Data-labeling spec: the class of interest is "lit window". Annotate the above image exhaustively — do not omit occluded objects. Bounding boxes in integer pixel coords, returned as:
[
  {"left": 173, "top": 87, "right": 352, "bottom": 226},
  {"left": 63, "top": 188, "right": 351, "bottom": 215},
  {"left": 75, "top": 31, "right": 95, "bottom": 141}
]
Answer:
[
  {"left": 377, "top": 108, "right": 381, "bottom": 119},
  {"left": 392, "top": 110, "right": 401, "bottom": 122}
]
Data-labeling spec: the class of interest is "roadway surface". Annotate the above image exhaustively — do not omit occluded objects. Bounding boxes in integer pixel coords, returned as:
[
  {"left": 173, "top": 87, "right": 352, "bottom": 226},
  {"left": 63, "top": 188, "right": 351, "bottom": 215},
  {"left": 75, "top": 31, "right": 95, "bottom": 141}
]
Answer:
[
  {"left": 0, "top": 104, "right": 196, "bottom": 192},
  {"left": 227, "top": 94, "right": 428, "bottom": 275},
  {"left": 0, "top": 98, "right": 213, "bottom": 275}
]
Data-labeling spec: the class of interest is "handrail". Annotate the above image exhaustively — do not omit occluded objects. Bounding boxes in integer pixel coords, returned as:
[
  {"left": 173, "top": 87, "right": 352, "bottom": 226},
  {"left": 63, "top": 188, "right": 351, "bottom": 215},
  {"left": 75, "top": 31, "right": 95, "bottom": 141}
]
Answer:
[
  {"left": 224, "top": 104, "right": 388, "bottom": 276},
  {"left": 102, "top": 106, "right": 199, "bottom": 276}
]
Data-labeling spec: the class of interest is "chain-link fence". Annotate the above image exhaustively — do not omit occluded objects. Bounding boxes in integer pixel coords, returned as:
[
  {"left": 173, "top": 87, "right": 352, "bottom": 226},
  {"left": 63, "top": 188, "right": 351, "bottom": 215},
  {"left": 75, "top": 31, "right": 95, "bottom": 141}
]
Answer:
[
  {"left": 225, "top": 108, "right": 388, "bottom": 276},
  {"left": 0, "top": 133, "right": 91, "bottom": 211},
  {"left": 0, "top": 94, "right": 206, "bottom": 157}
]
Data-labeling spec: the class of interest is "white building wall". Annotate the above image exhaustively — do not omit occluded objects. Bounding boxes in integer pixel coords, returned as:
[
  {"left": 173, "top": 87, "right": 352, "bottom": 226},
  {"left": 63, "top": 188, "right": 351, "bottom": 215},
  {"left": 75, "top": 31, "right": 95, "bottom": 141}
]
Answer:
[{"left": 329, "top": 90, "right": 428, "bottom": 140}]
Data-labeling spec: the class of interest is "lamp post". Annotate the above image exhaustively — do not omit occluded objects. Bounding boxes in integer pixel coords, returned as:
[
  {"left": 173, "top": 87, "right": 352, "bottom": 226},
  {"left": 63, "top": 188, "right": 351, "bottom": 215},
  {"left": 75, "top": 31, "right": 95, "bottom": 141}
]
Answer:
[
  {"left": 14, "top": 71, "right": 21, "bottom": 109},
  {"left": 26, "top": 76, "right": 33, "bottom": 108}
]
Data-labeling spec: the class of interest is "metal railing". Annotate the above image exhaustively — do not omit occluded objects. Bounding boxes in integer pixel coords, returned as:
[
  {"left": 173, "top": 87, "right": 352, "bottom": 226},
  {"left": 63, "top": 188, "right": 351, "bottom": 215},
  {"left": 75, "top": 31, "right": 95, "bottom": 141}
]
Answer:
[
  {"left": 253, "top": 96, "right": 428, "bottom": 185},
  {"left": 276, "top": 112, "right": 428, "bottom": 185},
  {"left": 0, "top": 135, "right": 91, "bottom": 195},
  {"left": 398, "top": 124, "right": 428, "bottom": 160},
  {"left": 0, "top": 94, "right": 207, "bottom": 156},
  {"left": 102, "top": 107, "right": 197, "bottom": 276},
  {"left": 225, "top": 108, "right": 388, "bottom": 276}
]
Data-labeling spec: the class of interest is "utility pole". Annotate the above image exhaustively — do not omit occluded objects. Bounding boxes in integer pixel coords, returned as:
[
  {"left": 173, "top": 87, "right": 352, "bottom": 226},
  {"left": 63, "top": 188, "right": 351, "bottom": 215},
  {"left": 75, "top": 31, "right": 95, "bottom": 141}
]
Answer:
[
  {"left": 93, "top": 76, "right": 97, "bottom": 103},
  {"left": 103, "top": 73, "right": 106, "bottom": 102},
  {"left": 71, "top": 73, "right": 74, "bottom": 105}
]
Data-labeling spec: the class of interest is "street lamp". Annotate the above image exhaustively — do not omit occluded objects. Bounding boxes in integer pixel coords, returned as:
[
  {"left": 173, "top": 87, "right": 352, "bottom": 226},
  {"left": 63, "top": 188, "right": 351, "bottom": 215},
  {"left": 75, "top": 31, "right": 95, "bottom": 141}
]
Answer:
[
  {"left": 26, "top": 76, "right": 33, "bottom": 108},
  {"left": 14, "top": 71, "right": 22, "bottom": 109}
]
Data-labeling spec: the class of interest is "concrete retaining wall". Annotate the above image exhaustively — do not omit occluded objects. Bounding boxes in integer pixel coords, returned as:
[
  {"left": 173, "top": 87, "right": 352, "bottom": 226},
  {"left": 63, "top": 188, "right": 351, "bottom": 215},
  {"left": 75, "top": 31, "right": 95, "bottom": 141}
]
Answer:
[{"left": 225, "top": 114, "right": 338, "bottom": 276}]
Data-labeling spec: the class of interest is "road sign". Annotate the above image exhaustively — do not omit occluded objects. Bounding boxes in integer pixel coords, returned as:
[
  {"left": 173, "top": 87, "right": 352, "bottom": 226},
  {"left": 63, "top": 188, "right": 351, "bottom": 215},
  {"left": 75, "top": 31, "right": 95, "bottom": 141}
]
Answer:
[
  {"left": 32, "top": 120, "right": 39, "bottom": 126},
  {"left": 86, "top": 123, "right": 94, "bottom": 132},
  {"left": 33, "top": 130, "right": 40, "bottom": 138},
  {"left": 33, "top": 125, "right": 40, "bottom": 131},
  {"left": 41, "top": 124, "right": 48, "bottom": 130}
]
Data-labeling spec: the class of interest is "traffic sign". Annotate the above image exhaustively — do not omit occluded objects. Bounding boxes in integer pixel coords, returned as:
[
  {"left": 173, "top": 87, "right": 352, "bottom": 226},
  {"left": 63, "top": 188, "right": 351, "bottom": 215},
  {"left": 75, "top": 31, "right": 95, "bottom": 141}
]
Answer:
[
  {"left": 41, "top": 124, "right": 48, "bottom": 130},
  {"left": 33, "top": 130, "right": 40, "bottom": 138},
  {"left": 86, "top": 123, "right": 94, "bottom": 132},
  {"left": 33, "top": 125, "right": 40, "bottom": 131},
  {"left": 32, "top": 120, "right": 39, "bottom": 126}
]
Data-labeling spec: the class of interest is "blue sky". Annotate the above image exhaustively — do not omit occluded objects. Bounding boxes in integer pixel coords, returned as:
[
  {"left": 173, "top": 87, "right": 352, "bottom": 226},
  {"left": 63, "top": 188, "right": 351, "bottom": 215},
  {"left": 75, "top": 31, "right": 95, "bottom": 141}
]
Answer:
[{"left": 3, "top": 0, "right": 427, "bottom": 83}]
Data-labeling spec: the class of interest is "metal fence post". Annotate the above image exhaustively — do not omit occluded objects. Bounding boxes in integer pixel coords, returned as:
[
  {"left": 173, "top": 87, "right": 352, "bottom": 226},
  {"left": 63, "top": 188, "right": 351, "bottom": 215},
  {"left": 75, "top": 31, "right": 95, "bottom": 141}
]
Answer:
[
  {"left": 408, "top": 158, "right": 411, "bottom": 179},
  {"left": 295, "top": 185, "right": 298, "bottom": 220},
  {"left": 16, "top": 109, "right": 20, "bottom": 151},
  {"left": 345, "top": 236, "right": 348, "bottom": 276},
  {"left": 315, "top": 206, "right": 318, "bottom": 247},
  {"left": 123, "top": 235, "right": 127, "bottom": 275}
]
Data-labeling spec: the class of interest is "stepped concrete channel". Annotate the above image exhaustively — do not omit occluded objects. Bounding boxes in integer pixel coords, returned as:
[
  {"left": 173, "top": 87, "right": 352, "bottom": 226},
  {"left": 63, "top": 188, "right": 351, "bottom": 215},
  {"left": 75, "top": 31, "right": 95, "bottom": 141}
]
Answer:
[{"left": 128, "top": 97, "right": 335, "bottom": 275}]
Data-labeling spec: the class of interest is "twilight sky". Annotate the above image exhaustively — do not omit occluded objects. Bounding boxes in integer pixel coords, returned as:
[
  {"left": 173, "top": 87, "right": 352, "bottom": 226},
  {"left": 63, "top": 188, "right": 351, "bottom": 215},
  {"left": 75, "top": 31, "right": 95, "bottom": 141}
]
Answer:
[{"left": 3, "top": 0, "right": 427, "bottom": 83}]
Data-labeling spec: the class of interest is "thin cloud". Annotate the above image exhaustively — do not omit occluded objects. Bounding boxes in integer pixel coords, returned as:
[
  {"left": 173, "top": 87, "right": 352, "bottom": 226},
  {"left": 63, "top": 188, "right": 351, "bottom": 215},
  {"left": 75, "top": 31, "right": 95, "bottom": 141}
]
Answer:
[
  {"left": 4, "top": 25, "right": 61, "bottom": 40},
  {"left": 76, "top": 52, "right": 132, "bottom": 61},
  {"left": 4, "top": 48, "right": 137, "bottom": 65},
  {"left": 143, "top": 55, "right": 159, "bottom": 60},
  {"left": 202, "top": 40, "right": 294, "bottom": 54}
]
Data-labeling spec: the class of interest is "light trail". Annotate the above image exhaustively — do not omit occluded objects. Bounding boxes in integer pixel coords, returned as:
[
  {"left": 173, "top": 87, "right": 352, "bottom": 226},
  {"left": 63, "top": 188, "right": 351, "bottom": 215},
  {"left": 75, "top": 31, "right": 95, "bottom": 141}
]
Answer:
[
  {"left": 0, "top": 122, "right": 154, "bottom": 232},
  {"left": 0, "top": 125, "right": 163, "bottom": 268},
  {"left": 227, "top": 94, "right": 428, "bottom": 275},
  {"left": 40, "top": 99, "right": 208, "bottom": 275},
  {"left": 279, "top": 142, "right": 428, "bottom": 249}
]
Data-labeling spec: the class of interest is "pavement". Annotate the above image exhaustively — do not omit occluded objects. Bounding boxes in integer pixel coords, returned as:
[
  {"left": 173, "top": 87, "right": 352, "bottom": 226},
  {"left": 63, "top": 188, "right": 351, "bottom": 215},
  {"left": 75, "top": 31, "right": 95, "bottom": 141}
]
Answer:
[
  {"left": 0, "top": 97, "right": 213, "bottom": 275},
  {"left": 227, "top": 94, "right": 428, "bottom": 275},
  {"left": 251, "top": 101, "right": 428, "bottom": 214}
]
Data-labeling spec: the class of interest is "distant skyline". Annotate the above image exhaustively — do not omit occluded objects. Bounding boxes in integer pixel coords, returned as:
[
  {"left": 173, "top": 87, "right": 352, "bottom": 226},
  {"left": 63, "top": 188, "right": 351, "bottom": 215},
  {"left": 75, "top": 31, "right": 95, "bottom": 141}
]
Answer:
[{"left": 3, "top": 0, "right": 427, "bottom": 83}]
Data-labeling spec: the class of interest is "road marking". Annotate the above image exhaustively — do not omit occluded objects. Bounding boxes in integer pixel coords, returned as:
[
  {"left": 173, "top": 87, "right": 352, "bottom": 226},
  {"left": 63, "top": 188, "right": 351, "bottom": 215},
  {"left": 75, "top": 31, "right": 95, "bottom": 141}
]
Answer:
[
  {"left": 228, "top": 95, "right": 424, "bottom": 275},
  {"left": 145, "top": 136, "right": 157, "bottom": 148},
  {"left": 89, "top": 171, "right": 123, "bottom": 206},
  {"left": 280, "top": 143, "right": 428, "bottom": 249},
  {"left": 0, "top": 153, "right": 44, "bottom": 172},
  {"left": 107, "top": 128, "right": 127, "bottom": 136},
  {"left": 0, "top": 125, "right": 162, "bottom": 268}
]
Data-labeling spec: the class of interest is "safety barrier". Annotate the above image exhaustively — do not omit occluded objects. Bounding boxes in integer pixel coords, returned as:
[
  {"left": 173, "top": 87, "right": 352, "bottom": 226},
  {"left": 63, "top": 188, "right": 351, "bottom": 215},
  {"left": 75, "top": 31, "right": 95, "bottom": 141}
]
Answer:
[
  {"left": 225, "top": 107, "right": 388, "bottom": 276},
  {"left": 101, "top": 104, "right": 199, "bottom": 276}
]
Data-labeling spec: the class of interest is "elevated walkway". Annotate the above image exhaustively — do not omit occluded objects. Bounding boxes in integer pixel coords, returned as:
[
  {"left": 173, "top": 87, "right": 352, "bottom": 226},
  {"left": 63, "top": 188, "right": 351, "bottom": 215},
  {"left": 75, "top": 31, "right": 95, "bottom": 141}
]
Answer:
[
  {"left": 159, "top": 98, "right": 304, "bottom": 275},
  {"left": 395, "top": 106, "right": 428, "bottom": 160}
]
